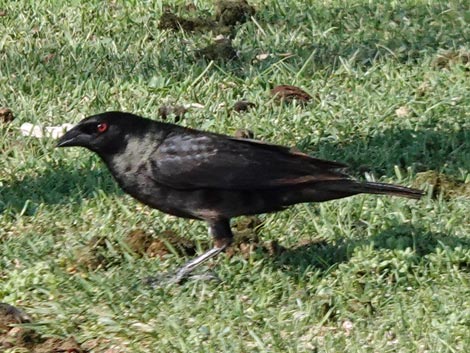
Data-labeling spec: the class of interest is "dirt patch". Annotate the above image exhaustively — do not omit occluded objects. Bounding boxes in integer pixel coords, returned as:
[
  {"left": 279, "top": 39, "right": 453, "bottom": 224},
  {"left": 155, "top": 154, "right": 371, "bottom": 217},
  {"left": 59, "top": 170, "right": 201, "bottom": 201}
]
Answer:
[
  {"left": 125, "top": 229, "right": 154, "bottom": 255},
  {"left": 81, "top": 337, "right": 127, "bottom": 352},
  {"left": 226, "top": 216, "right": 285, "bottom": 258},
  {"left": 1, "top": 326, "right": 43, "bottom": 351},
  {"left": 271, "top": 85, "right": 313, "bottom": 104},
  {"left": 125, "top": 229, "right": 198, "bottom": 259},
  {"left": 158, "top": 11, "right": 215, "bottom": 32},
  {"left": 0, "top": 303, "right": 31, "bottom": 332},
  {"left": 71, "top": 236, "right": 108, "bottom": 271},
  {"left": 148, "top": 230, "right": 198, "bottom": 258},
  {"left": 432, "top": 49, "right": 470, "bottom": 70},
  {"left": 414, "top": 170, "right": 470, "bottom": 199},
  {"left": 195, "top": 37, "right": 237, "bottom": 61},
  {"left": 34, "top": 336, "right": 84, "bottom": 353},
  {"left": 158, "top": 104, "right": 187, "bottom": 122},
  {"left": 158, "top": 0, "right": 255, "bottom": 35},
  {"left": 233, "top": 100, "right": 256, "bottom": 113},
  {"left": 215, "top": 0, "right": 255, "bottom": 26},
  {"left": 0, "top": 304, "right": 86, "bottom": 352}
]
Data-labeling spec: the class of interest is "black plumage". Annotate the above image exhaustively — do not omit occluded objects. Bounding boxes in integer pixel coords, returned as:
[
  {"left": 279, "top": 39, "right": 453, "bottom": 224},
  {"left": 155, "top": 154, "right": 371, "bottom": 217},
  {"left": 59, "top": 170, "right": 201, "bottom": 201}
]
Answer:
[{"left": 57, "top": 111, "right": 423, "bottom": 283}]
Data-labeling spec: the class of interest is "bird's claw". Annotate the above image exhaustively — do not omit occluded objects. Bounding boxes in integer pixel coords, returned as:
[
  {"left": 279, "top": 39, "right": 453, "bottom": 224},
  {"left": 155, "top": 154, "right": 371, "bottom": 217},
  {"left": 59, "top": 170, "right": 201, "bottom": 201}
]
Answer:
[{"left": 144, "top": 269, "right": 221, "bottom": 288}]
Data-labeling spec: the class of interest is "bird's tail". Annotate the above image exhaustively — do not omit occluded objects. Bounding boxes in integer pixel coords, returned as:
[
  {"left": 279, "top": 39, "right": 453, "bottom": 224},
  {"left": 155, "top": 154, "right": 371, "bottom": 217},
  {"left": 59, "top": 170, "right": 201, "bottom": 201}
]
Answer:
[{"left": 331, "top": 180, "right": 424, "bottom": 199}]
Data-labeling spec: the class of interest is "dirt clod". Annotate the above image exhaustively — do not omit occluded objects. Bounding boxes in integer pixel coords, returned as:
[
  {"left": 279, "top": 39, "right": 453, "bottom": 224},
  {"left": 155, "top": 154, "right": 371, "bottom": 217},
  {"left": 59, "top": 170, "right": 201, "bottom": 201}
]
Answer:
[
  {"left": 0, "top": 303, "right": 31, "bottom": 332},
  {"left": 265, "top": 240, "right": 286, "bottom": 256},
  {"left": 432, "top": 49, "right": 470, "bottom": 70},
  {"left": 125, "top": 229, "right": 197, "bottom": 259},
  {"left": 225, "top": 216, "right": 277, "bottom": 258},
  {"left": 1, "top": 326, "right": 42, "bottom": 350},
  {"left": 0, "top": 107, "right": 14, "bottom": 124},
  {"left": 158, "top": 11, "right": 214, "bottom": 32},
  {"left": 125, "top": 229, "right": 154, "bottom": 255},
  {"left": 233, "top": 100, "right": 256, "bottom": 113},
  {"left": 215, "top": 0, "right": 255, "bottom": 26},
  {"left": 234, "top": 216, "right": 263, "bottom": 233},
  {"left": 196, "top": 38, "right": 237, "bottom": 61},
  {"left": 73, "top": 236, "right": 107, "bottom": 271},
  {"left": 158, "top": 104, "right": 187, "bottom": 122},
  {"left": 414, "top": 170, "right": 470, "bottom": 199},
  {"left": 0, "top": 304, "right": 88, "bottom": 352},
  {"left": 158, "top": 1, "right": 254, "bottom": 35},
  {"left": 234, "top": 128, "right": 254, "bottom": 139},
  {"left": 146, "top": 230, "right": 197, "bottom": 259},
  {"left": 34, "top": 336, "right": 85, "bottom": 353}
]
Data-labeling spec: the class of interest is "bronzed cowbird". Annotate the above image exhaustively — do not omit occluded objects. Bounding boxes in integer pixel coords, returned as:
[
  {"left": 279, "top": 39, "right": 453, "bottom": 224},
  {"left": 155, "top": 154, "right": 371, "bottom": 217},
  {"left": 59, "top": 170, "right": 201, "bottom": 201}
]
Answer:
[{"left": 57, "top": 111, "right": 423, "bottom": 283}]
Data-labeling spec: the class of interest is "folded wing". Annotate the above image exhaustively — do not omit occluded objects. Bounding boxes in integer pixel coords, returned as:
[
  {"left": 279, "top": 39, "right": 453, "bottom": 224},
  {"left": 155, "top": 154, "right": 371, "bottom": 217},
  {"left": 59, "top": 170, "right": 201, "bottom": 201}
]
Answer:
[{"left": 151, "top": 131, "right": 349, "bottom": 190}]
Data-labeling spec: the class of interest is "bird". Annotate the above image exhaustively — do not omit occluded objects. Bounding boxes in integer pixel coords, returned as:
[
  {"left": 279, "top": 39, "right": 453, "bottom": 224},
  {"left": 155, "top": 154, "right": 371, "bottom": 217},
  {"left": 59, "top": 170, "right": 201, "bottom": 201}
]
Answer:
[{"left": 57, "top": 111, "right": 423, "bottom": 284}]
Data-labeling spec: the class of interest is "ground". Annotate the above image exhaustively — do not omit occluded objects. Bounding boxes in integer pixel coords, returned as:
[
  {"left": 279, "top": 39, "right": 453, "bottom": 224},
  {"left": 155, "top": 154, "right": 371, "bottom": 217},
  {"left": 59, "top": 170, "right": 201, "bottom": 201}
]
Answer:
[{"left": 1, "top": 0, "right": 470, "bottom": 352}]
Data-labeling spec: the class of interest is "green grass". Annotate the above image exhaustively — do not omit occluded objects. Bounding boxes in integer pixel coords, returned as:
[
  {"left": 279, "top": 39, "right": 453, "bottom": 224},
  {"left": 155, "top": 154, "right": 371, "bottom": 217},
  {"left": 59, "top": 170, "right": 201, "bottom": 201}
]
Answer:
[{"left": 1, "top": 0, "right": 470, "bottom": 352}]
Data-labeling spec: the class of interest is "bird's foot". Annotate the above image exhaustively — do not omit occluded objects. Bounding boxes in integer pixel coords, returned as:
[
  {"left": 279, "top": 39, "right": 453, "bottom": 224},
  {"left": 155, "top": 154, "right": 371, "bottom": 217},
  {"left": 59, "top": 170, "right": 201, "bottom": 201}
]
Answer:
[
  {"left": 144, "top": 269, "right": 221, "bottom": 288},
  {"left": 144, "top": 246, "right": 226, "bottom": 287}
]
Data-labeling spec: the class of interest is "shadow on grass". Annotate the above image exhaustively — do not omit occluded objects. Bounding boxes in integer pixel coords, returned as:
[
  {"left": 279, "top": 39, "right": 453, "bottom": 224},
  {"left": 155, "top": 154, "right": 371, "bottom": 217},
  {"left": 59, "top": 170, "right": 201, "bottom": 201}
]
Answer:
[
  {"left": 271, "top": 223, "right": 470, "bottom": 277},
  {"left": 151, "top": 2, "right": 470, "bottom": 80},
  {"left": 0, "top": 161, "right": 119, "bottom": 216},
  {"left": 306, "top": 127, "right": 470, "bottom": 180},
  {"left": 6, "top": 2, "right": 469, "bottom": 88},
  {"left": 162, "top": 2, "right": 470, "bottom": 80},
  {"left": 252, "top": 2, "right": 470, "bottom": 71}
]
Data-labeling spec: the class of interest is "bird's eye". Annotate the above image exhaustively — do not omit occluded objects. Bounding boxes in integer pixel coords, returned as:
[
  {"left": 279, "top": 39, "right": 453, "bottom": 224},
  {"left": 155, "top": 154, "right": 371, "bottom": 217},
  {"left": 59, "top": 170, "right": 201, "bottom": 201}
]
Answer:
[{"left": 97, "top": 122, "right": 108, "bottom": 133}]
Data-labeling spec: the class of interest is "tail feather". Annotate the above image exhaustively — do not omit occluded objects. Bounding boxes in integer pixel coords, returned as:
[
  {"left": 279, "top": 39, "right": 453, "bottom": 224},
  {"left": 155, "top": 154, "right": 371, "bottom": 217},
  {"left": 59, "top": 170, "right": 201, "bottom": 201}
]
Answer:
[{"left": 332, "top": 181, "right": 424, "bottom": 200}]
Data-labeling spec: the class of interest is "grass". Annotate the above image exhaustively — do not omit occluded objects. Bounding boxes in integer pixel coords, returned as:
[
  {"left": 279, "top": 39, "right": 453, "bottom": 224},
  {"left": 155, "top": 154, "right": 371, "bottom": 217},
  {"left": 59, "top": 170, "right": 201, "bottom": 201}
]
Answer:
[{"left": 1, "top": 0, "right": 470, "bottom": 351}]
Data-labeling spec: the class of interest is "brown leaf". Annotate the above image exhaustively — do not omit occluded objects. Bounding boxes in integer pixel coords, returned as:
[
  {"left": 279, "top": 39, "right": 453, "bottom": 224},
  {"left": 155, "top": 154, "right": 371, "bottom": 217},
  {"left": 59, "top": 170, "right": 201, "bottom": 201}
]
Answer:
[
  {"left": 271, "top": 85, "right": 312, "bottom": 104},
  {"left": 0, "top": 107, "right": 14, "bottom": 124}
]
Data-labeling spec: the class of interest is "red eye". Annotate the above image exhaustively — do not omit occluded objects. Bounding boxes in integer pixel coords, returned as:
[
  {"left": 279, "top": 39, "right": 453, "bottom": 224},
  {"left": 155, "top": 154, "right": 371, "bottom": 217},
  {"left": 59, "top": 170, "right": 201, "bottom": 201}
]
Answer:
[{"left": 97, "top": 122, "right": 108, "bottom": 133}]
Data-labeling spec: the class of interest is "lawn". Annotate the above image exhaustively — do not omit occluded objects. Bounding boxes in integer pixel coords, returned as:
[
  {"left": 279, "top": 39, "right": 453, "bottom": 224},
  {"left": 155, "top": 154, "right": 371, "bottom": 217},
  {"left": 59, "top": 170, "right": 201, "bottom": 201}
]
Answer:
[{"left": 1, "top": 0, "right": 470, "bottom": 352}]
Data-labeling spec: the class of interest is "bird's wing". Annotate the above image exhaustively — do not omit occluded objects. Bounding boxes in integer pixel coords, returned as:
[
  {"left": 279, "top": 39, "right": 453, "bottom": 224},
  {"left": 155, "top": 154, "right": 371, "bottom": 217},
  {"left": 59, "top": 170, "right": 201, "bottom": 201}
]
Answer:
[{"left": 150, "top": 131, "right": 349, "bottom": 190}]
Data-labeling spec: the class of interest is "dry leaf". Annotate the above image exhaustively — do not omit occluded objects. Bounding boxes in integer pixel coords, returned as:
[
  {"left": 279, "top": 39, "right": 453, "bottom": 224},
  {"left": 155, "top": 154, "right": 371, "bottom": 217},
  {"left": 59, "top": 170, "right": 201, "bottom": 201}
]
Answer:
[
  {"left": 271, "top": 85, "right": 312, "bottom": 104},
  {"left": 395, "top": 106, "right": 410, "bottom": 118},
  {"left": 0, "top": 107, "right": 14, "bottom": 124}
]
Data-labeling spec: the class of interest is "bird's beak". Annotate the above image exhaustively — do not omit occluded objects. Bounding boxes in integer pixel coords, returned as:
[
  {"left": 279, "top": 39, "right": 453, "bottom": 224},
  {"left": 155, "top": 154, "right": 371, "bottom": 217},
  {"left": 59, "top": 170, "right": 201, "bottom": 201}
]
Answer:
[{"left": 56, "top": 125, "right": 84, "bottom": 148}]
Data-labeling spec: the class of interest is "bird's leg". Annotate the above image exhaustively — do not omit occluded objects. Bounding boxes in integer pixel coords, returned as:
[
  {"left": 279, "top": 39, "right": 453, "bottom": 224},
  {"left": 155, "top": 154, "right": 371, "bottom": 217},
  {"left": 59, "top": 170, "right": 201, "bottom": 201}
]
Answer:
[{"left": 148, "top": 219, "right": 233, "bottom": 286}]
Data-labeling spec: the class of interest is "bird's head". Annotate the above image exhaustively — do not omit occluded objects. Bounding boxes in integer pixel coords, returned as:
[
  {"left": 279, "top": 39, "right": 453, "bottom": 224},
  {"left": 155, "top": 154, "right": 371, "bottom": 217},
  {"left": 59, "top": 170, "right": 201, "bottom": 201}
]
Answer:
[{"left": 56, "top": 111, "right": 149, "bottom": 156}]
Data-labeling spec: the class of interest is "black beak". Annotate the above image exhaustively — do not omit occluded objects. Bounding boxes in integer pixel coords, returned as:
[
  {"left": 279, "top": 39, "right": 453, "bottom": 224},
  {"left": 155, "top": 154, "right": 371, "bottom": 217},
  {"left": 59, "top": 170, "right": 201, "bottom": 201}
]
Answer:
[{"left": 56, "top": 126, "right": 84, "bottom": 148}]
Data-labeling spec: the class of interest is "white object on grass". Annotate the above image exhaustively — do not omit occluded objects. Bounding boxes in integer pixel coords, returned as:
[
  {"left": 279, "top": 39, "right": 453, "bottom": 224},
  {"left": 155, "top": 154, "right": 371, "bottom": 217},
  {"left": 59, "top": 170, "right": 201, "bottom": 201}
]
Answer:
[{"left": 20, "top": 123, "right": 74, "bottom": 138}]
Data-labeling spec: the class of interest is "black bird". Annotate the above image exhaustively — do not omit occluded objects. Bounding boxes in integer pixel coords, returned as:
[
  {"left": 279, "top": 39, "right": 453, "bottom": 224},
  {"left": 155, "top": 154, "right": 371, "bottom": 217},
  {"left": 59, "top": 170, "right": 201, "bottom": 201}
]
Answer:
[{"left": 57, "top": 111, "right": 423, "bottom": 283}]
